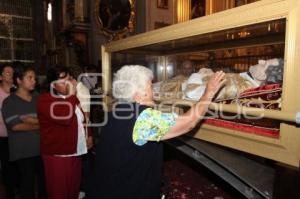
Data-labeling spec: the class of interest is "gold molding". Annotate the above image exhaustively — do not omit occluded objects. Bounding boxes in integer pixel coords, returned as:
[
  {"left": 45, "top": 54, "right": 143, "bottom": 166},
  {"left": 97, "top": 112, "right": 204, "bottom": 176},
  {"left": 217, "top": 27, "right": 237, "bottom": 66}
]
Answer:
[{"left": 104, "top": 0, "right": 289, "bottom": 52}]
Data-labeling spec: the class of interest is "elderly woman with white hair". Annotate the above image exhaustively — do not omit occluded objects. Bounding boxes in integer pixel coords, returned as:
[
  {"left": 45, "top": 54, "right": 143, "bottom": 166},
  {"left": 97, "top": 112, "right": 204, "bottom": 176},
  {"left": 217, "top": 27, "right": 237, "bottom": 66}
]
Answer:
[{"left": 87, "top": 65, "right": 225, "bottom": 199}]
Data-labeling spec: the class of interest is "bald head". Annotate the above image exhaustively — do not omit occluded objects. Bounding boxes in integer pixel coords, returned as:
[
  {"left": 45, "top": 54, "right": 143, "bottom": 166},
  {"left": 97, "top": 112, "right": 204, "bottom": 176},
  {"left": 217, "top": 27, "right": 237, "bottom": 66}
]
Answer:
[{"left": 181, "top": 60, "right": 194, "bottom": 77}]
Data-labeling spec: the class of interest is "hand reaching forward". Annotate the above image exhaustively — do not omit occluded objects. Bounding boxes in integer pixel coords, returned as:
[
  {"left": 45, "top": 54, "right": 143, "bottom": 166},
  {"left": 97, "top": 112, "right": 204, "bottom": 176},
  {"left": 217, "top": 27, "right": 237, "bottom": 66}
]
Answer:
[{"left": 204, "top": 71, "right": 226, "bottom": 100}]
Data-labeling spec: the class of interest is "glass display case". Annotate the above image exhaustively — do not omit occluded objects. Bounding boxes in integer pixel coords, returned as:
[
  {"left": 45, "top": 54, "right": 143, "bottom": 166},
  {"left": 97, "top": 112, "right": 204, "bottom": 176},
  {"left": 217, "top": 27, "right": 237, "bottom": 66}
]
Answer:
[{"left": 101, "top": 0, "right": 300, "bottom": 167}]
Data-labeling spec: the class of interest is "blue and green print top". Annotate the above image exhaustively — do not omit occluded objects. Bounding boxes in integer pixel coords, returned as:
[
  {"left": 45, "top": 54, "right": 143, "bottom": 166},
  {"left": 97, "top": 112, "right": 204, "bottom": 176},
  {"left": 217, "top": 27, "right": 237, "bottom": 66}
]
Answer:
[{"left": 133, "top": 108, "right": 178, "bottom": 146}]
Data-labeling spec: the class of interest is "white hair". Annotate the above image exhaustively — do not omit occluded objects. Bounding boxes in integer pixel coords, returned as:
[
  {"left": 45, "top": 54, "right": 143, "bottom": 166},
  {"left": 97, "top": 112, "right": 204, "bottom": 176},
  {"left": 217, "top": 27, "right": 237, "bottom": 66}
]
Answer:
[{"left": 113, "top": 65, "right": 153, "bottom": 102}]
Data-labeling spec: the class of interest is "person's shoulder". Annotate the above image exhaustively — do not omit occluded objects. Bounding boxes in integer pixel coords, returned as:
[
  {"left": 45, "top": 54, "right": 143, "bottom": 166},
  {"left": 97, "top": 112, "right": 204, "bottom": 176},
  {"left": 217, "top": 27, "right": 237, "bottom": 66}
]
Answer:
[
  {"left": 2, "top": 93, "right": 16, "bottom": 107},
  {"left": 0, "top": 87, "right": 8, "bottom": 99},
  {"left": 0, "top": 87, "right": 4, "bottom": 94},
  {"left": 4, "top": 92, "right": 16, "bottom": 100},
  {"left": 138, "top": 107, "right": 159, "bottom": 118},
  {"left": 37, "top": 92, "right": 52, "bottom": 102},
  {"left": 77, "top": 82, "right": 89, "bottom": 93},
  {"left": 77, "top": 82, "right": 90, "bottom": 101},
  {"left": 38, "top": 92, "right": 50, "bottom": 98}
]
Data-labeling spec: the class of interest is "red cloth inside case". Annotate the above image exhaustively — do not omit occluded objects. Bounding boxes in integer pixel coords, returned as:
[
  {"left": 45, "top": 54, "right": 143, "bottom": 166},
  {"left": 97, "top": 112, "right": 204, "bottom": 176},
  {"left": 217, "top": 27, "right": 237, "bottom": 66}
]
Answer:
[{"left": 204, "top": 84, "right": 282, "bottom": 138}]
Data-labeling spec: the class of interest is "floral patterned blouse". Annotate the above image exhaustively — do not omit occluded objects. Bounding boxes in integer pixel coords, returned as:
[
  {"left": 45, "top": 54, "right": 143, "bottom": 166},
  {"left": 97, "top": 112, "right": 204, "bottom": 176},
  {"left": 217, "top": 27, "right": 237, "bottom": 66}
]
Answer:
[{"left": 133, "top": 108, "right": 178, "bottom": 146}]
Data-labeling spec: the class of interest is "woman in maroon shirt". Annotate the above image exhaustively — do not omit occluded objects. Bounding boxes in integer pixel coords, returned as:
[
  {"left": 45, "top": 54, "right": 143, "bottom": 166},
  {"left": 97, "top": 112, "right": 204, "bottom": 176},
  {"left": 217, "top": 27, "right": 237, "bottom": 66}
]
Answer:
[{"left": 37, "top": 66, "right": 92, "bottom": 199}]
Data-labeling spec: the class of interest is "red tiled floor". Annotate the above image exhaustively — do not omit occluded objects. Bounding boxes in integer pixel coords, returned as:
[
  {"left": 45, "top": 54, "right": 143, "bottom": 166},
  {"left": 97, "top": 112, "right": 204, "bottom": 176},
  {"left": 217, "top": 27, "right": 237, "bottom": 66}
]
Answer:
[
  {"left": 162, "top": 159, "right": 237, "bottom": 199},
  {"left": 163, "top": 145, "right": 243, "bottom": 199}
]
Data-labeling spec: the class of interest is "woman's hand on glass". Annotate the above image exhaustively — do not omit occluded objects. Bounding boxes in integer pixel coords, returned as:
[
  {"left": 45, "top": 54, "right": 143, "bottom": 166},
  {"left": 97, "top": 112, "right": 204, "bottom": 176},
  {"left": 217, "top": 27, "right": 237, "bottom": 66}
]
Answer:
[{"left": 204, "top": 71, "right": 226, "bottom": 100}]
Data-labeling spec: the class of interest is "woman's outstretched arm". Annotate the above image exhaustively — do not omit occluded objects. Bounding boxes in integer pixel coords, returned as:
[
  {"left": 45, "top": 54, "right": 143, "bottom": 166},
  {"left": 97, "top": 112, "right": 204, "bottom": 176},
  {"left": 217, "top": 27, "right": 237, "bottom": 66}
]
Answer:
[{"left": 161, "top": 71, "right": 226, "bottom": 140}]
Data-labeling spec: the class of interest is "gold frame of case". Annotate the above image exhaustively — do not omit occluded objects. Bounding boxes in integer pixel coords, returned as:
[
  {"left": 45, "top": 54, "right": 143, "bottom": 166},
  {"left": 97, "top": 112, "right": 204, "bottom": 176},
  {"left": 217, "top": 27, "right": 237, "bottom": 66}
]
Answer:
[{"left": 101, "top": 0, "right": 300, "bottom": 167}]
